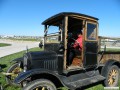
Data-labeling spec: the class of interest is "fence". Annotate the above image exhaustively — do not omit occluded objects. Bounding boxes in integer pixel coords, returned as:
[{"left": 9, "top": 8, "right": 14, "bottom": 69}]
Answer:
[{"left": 99, "top": 36, "right": 120, "bottom": 51}]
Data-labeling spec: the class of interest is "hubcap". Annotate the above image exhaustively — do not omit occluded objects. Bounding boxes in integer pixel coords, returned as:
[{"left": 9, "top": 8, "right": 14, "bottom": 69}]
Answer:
[
  {"left": 11, "top": 67, "right": 22, "bottom": 80},
  {"left": 108, "top": 69, "right": 118, "bottom": 86}
]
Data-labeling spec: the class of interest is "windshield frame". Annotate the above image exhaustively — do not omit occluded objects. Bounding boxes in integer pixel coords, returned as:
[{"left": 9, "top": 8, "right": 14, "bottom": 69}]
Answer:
[{"left": 44, "top": 24, "right": 63, "bottom": 44}]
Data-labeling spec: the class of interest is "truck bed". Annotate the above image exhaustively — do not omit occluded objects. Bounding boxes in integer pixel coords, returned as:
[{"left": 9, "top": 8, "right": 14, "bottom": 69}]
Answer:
[
  {"left": 98, "top": 51, "right": 120, "bottom": 63},
  {"left": 98, "top": 36, "right": 120, "bottom": 64}
]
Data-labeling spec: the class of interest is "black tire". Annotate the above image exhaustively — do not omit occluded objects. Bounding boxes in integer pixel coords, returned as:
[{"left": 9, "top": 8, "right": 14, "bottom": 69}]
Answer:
[
  {"left": 6, "top": 63, "right": 22, "bottom": 85},
  {"left": 103, "top": 65, "right": 120, "bottom": 87},
  {"left": 23, "top": 79, "right": 57, "bottom": 90}
]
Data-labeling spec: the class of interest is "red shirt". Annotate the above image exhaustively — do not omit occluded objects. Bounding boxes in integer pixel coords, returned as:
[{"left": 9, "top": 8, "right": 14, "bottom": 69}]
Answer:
[{"left": 73, "top": 35, "right": 82, "bottom": 51}]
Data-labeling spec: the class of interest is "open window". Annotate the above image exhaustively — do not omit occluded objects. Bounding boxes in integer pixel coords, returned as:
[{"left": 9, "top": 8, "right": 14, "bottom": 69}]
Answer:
[
  {"left": 45, "top": 26, "right": 60, "bottom": 43},
  {"left": 44, "top": 24, "right": 63, "bottom": 52}
]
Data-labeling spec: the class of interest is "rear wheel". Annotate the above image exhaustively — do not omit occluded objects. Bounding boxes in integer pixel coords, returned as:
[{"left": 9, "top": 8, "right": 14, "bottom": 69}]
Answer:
[
  {"left": 6, "top": 63, "right": 22, "bottom": 85},
  {"left": 23, "top": 79, "right": 57, "bottom": 90},
  {"left": 103, "top": 65, "right": 120, "bottom": 87}
]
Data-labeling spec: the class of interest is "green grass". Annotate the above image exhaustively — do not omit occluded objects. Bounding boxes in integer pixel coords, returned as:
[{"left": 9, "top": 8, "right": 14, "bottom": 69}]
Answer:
[
  {"left": 8, "top": 38, "right": 40, "bottom": 42},
  {"left": 89, "top": 81, "right": 120, "bottom": 90},
  {"left": 86, "top": 84, "right": 104, "bottom": 90},
  {"left": 0, "top": 47, "right": 120, "bottom": 90},
  {"left": 0, "top": 47, "right": 42, "bottom": 90},
  {"left": 0, "top": 43, "right": 11, "bottom": 47}
]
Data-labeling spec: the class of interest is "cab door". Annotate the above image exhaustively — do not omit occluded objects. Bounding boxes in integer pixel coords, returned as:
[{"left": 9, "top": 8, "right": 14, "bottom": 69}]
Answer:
[{"left": 83, "top": 21, "right": 98, "bottom": 68}]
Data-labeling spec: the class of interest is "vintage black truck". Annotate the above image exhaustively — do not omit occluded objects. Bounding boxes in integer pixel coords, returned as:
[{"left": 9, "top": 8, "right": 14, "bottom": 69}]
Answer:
[{"left": 5, "top": 12, "right": 120, "bottom": 90}]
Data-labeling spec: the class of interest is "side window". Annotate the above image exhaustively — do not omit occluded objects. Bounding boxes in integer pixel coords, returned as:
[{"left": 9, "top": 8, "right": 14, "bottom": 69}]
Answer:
[{"left": 87, "top": 23, "right": 97, "bottom": 40}]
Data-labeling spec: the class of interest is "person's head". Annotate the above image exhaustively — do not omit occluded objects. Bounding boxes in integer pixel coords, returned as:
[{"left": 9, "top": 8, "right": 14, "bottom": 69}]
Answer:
[{"left": 77, "top": 31, "right": 82, "bottom": 37}]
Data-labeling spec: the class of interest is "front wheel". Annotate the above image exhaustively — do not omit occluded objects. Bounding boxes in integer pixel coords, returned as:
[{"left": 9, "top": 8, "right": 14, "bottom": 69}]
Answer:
[
  {"left": 6, "top": 63, "right": 22, "bottom": 85},
  {"left": 103, "top": 65, "right": 120, "bottom": 87},
  {"left": 23, "top": 79, "right": 57, "bottom": 90}
]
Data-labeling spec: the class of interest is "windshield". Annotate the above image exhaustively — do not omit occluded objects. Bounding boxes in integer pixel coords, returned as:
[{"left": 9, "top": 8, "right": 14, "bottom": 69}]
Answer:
[{"left": 45, "top": 26, "right": 61, "bottom": 43}]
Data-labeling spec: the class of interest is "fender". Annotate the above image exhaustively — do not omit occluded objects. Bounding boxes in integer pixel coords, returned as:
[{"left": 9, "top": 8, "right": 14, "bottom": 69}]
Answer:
[
  {"left": 10, "top": 57, "right": 23, "bottom": 68},
  {"left": 10, "top": 57, "right": 23, "bottom": 63},
  {"left": 101, "top": 59, "right": 120, "bottom": 76},
  {"left": 14, "top": 68, "right": 65, "bottom": 86}
]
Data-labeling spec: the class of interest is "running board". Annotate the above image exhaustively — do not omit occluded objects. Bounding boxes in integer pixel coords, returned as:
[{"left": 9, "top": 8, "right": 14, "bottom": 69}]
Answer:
[{"left": 66, "top": 75, "right": 105, "bottom": 90}]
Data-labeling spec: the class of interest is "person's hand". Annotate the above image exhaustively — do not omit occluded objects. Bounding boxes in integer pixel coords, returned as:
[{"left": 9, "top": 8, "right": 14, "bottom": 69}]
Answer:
[{"left": 68, "top": 33, "right": 72, "bottom": 39}]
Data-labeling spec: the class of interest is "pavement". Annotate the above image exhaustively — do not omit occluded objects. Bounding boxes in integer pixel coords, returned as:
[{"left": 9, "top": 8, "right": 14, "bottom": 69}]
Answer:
[{"left": 0, "top": 39, "right": 39, "bottom": 58}]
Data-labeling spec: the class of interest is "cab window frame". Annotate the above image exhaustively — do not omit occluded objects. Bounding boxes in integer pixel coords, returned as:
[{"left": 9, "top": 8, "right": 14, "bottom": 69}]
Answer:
[{"left": 85, "top": 21, "right": 98, "bottom": 41}]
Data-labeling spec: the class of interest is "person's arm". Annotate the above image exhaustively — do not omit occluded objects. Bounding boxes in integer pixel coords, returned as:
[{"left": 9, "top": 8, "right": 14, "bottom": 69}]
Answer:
[
  {"left": 73, "top": 37, "right": 82, "bottom": 49},
  {"left": 73, "top": 40, "right": 79, "bottom": 48}
]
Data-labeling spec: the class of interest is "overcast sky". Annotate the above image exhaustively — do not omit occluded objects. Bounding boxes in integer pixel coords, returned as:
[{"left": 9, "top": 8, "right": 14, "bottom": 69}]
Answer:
[{"left": 0, "top": 0, "right": 120, "bottom": 37}]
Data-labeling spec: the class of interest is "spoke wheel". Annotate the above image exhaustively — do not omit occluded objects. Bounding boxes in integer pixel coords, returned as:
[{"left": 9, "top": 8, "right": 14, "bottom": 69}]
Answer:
[
  {"left": 6, "top": 63, "right": 22, "bottom": 85},
  {"left": 108, "top": 69, "right": 118, "bottom": 86},
  {"left": 23, "top": 79, "right": 57, "bottom": 90},
  {"left": 103, "top": 65, "right": 120, "bottom": 87}
]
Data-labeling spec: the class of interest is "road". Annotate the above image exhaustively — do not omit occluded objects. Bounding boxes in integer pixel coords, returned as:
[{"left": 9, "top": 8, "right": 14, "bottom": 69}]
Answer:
[{"left": 0, "top": 39, "right": 39, "bottom": 58}]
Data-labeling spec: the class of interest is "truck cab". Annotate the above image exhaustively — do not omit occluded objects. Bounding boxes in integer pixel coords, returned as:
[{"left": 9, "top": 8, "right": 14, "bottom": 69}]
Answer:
[
  {"left": 14, "top": 12, "right": 120, "bottom": 90},
  {"left": 42, "top": 12, "right": 98, "bottom": 71}
]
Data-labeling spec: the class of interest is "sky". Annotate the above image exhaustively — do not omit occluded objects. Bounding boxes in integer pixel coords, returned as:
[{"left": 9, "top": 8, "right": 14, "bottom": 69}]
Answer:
[{"left": 0, "top": 0, "right": 120, "bottom": 37}]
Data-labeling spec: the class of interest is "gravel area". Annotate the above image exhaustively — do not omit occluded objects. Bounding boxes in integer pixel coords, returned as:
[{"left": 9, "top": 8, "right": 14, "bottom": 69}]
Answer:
[{"left": 0, "top": 39, "right": 39, "bottom": 58}]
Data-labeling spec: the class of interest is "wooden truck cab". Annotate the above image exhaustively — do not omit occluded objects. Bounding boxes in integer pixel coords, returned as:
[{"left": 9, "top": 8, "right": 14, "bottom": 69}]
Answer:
[{"left": 42, "top": 12, "right": 99, "bottom": 71}]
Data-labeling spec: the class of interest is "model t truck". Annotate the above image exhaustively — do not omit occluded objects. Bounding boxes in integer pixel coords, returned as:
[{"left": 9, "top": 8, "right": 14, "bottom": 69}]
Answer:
[{"left": 5, "top": 12, "right": 120, "bottom": 90}]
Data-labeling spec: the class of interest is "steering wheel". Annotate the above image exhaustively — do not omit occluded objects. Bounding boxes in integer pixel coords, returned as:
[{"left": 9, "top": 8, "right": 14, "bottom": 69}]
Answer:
[{"left": 68, "top": 37, "right": 76, "bottom": 49}]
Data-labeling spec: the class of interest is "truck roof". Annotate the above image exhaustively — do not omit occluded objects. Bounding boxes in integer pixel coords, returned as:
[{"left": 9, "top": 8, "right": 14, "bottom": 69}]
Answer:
[{"left": 42, "top": 12, "right": 98, "bottom": 25}]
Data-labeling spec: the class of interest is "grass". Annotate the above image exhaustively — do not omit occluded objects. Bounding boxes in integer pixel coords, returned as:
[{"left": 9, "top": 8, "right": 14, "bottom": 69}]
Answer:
[
  {"left": 0, "top": 47, "right": 120, "bottom": 90},
  {"left": 87, "top": 81, "right": 120, "bottom": 90},
  {"left": 8, "top": 38, "right": 40, "bottom": 42},
  {"left": 0, "top": 43, "right": 11, "bottom": 47},
  {"left": 0, "top": 47, "right": 42, "bottom": 90},
  {"left": 85, "top": 84, "right": 104, "bottom": 90}
]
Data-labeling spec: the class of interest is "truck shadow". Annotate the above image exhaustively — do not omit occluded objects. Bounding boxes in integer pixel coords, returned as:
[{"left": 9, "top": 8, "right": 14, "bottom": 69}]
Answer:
[
  {"left": 76, "top": 81, "right": 103, "bottom": 90},
  {"left": 0, "top": 64, "right": 7, "bottom": 70}
]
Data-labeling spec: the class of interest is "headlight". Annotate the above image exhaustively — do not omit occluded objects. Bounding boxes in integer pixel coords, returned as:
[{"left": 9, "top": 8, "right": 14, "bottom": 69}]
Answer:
[
  {"left": 23, "top": 54, "right": 28, "bottom": 72},
  {"left": 23, "top": 53, "right": 31, "bottom": 72},
  {"left": 23, "top": 54, "right": 28, "bottom": 66}
]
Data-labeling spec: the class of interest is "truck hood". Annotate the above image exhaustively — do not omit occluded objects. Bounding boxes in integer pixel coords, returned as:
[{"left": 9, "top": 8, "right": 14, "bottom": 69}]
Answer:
[{"left": 23, "top": 51, "right": 58, "bottom": 70}]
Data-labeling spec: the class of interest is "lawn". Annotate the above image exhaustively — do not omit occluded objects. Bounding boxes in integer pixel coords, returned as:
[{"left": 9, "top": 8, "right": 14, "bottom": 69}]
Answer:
[
  {"left": 0, "top": 47, "right": 42, "bottom": 90},
  {"left": 8, "top": 38, "right": 40, "bottom": 42},
  {"left": 0, "top": 43, "right": 11, "bottom": 47},
  {"left": 0, "top": 47, "right": 120, "bottom": 90}
]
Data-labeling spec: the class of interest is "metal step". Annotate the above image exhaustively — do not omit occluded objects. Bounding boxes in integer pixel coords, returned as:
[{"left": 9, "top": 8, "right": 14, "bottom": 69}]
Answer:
[{"left": 66, "top": 75, "right": 105, "bottom": 90}]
